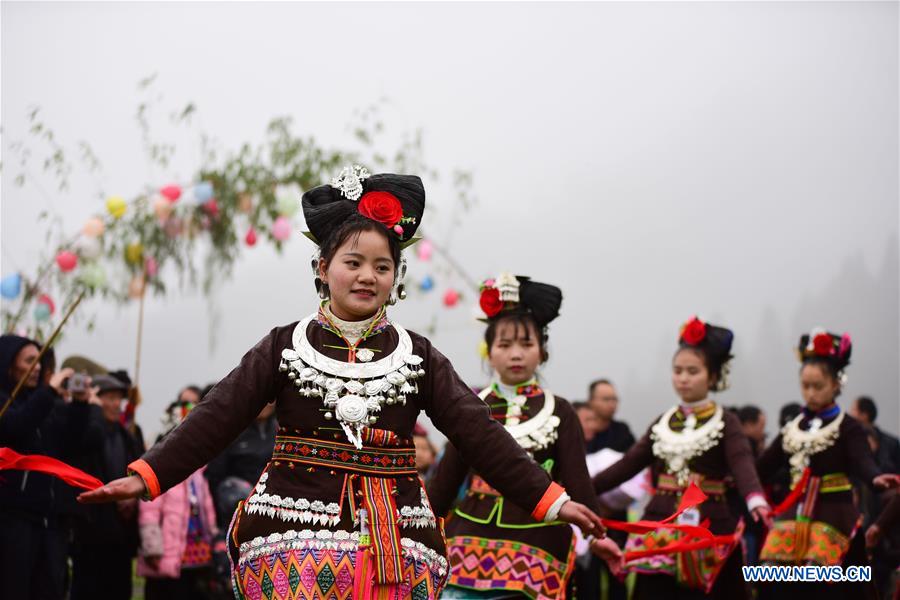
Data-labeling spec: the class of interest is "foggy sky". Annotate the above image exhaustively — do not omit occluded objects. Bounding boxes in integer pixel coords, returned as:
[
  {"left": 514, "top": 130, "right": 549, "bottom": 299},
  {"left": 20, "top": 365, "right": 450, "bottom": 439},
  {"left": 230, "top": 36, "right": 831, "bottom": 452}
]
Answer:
[{"left": 2, "top": 1, "right": 898, "bottom": 442}]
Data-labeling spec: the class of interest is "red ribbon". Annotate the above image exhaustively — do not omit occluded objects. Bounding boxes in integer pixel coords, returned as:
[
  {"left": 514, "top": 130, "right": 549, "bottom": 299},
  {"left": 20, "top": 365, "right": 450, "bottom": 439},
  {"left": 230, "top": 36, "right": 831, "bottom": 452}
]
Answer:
[
  {"left": 600, "top": 481, "right": 741, "bottom": 561},
  {"left": 0, "top": 447, "right": 103, "bottom": 491},
  {"left": 771, "top": 467, "right": 810, "bottom": 516},
  {"left": 623, "top": 530, "right": 741, "bottom": 561},
  {"left": 603, "top": 481, "right": 714, "bottom": 540}
]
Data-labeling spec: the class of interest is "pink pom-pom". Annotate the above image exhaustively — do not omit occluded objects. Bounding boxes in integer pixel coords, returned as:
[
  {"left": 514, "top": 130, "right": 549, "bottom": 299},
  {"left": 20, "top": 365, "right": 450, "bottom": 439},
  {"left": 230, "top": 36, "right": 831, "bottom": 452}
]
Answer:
[
  {"left": 144, "top": 257, "right": 159, "bottom": 277},
  {"left": 203, "top": 199, "right": 219, "bottom": 218},
  {"left": 417, "top": 239, "right": 432, "bottom": 261},
  {"left": 393, "top": 224, "right": 404, "bottom": 236},
  {"left": 56, "top": 251, "right": 78, "bottom": 273},
  {"left": 272, "top": 217, "right": 292, "bottom": 242},
  {"left": 839, "top": 333, "right": 852, "bottom": 357},
  {"left": 160, "top": 185, "right": 182, "bottom": 202},
  {"left": 443, "top": 289, "right": 460, "bottom": 307},
  {"left": 38, "top": 294, "right": 55, "bottom": 315}
]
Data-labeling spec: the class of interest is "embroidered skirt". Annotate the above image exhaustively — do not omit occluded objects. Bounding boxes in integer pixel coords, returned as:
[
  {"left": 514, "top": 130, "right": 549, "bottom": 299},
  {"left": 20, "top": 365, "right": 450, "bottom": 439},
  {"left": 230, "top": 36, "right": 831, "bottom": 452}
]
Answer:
[
  {"left": 622, "top": 520, "right": 744, "bottom": 593},
  {"left": 444, "top": 535, "right": 575, "bottom": 600},
  {"left": 232, "top": 529, "right": 448, "bottom": 600}
]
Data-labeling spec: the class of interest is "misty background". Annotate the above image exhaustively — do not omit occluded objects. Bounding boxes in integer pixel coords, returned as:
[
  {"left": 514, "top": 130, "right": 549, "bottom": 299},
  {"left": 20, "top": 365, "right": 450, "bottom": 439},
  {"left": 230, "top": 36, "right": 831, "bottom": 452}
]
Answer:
[{"left": 2, "top": 2, "right": 898, "bottom": 443}]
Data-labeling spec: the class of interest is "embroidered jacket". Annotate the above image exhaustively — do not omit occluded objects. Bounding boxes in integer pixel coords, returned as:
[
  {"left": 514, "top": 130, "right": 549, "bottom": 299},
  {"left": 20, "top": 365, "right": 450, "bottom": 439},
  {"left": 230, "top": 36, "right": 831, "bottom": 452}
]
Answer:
[
  {"left": 593, "top": 404, "right": 766, "bottom": 536},
  {"left": 426, "top": 384, "right": 598, "bottom": 600},
  {"left": 757, "top": 409, "right": 880, "bottom": 536},
  {"left": 128, "top": 314, "right": 567, "bottom": 595}
]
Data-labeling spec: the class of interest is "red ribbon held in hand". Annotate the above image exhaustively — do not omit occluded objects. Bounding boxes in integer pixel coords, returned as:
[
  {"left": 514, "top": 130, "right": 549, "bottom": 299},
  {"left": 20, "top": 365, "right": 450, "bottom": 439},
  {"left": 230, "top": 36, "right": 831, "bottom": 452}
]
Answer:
[
  {"left": 0, "top": 447, "right": 103, "bottom": 491},
  {"left": 603, "top": 481, "right": 714, "bottom": 540},
  {"left": 599, "top": 481, "right": 743, "bottom": 562},
  {"left": 771, "top": 467, "right": 810, "bottom": 517}
]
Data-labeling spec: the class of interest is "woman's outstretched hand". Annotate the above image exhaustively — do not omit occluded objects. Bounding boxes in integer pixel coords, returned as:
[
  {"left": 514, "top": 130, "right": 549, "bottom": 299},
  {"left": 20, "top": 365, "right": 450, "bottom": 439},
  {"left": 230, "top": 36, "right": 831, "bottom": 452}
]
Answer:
[
  {"left": 78, "top": 475, "right": 145, "bottom": 503},
  {"left": 873, "top": 474, "right": 899, "bottom": 490},
  {"left": 751, "top": 505, "right": 774, "bottom": 529},
  {"left": 590, "top": 536, "right": 625, "bottom": 576},
  {"left": 558, "top": 500, "right": 606, "bottom": 537}
]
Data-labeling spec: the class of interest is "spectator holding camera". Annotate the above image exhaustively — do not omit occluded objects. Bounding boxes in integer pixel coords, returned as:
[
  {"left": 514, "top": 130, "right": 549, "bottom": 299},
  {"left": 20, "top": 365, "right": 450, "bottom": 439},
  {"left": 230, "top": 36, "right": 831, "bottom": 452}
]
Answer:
[
  {"left": 69, "top": 372, "right": 145, "bottom": 600},
  {"left": 0, "top": 334, "right": 100, "bottom": 600}
]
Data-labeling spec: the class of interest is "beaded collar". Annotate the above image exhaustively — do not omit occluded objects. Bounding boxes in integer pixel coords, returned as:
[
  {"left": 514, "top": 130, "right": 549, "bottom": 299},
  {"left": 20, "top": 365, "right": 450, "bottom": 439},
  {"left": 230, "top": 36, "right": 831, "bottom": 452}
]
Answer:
[
  {"left": 651, "top": 403, "right": 725, "bottom": 486},
  {"left": 478, "top": 385, "right": 559, "bottom": 453},
  {"left": 491, "top": 378, "right": 541, "bottom": 400},
  {"left": 316, "top": 303, "right": 391, "bottom": 344},
  {"left": 781, "top": 408, "right": 845, "bottom": 484},
  {"left": 488, "top": 378, "right": 542, "bottom": 426}
]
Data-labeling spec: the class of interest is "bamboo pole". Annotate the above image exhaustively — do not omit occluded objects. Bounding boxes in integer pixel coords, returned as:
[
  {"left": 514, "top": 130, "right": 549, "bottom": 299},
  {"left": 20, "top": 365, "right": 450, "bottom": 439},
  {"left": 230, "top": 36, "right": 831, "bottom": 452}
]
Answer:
[{"left": 0, "top": 289, "right": 86, "bottom": 421}]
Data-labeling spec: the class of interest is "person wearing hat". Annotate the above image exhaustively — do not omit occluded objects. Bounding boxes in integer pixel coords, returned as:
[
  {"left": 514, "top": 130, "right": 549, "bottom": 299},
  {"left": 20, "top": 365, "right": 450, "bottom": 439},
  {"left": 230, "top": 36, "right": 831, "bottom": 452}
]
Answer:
[
  {"left": 79, "top": 166, "right": 605, "bottom": 599},
  {"left": 426, "top": 273, "right": 621, "bottom": 599},
  {"left": 593, "top": 316, "right": 772, "bottom": 598},
  {"left": 756, "top": 329, "right": 898, "bottom": 599},
  {"left": 69, "top": 370, "right": 145, "bottom": 600}
]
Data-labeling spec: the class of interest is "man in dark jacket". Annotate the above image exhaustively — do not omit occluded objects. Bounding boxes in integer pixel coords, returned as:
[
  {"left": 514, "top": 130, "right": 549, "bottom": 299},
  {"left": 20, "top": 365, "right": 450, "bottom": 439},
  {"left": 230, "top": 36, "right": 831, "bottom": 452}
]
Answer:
[
  {"left": 577, "top": 379, "right": 635, "bottom": 600},
  {"left": 205, "top": 401, "right": 277, "bottom": 527},
  {"left": 69, "top": 373, "right": 144, "bottom": 600},
  {"left": 0, "top": 334, "right": 97, "bottom": 600},
  {"left": 585, "top": 379, "right": 636, "bottom": 453},
  {"left": 852, "top": 396, "right": 900, "bottom": 474}
]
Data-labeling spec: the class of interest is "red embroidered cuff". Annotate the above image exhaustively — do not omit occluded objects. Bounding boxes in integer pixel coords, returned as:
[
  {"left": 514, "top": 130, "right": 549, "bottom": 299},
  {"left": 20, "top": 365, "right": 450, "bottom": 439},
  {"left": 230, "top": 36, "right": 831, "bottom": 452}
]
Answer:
[
  {"left": 531, "top": 481, "right": 565, "bottom": 521},
  {"left": 128, "top": 458, "right": 161, "bottom": 500}
]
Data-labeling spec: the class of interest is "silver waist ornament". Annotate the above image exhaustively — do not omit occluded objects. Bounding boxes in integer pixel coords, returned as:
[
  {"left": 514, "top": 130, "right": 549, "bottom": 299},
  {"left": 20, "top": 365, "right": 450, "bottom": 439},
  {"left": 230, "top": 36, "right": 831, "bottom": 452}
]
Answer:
[{"left": 280, "top": 314, "right": 425, "bottom": 449}]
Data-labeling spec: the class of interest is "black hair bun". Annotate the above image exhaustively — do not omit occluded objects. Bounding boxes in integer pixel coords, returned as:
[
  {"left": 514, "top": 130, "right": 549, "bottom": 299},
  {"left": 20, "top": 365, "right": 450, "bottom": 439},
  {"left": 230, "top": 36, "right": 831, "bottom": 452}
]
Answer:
[
  {"left": 478, "top": 273, "right": 562, "bottom": 329},
  {"left": 302, "top": 167, "right": 425, "bottom": 248},
  {"left": 678, "top": 316, "right": 734, "bottom": 372},
  {"left": 798, "top": 329, "right": 852, "bottom": 374}
]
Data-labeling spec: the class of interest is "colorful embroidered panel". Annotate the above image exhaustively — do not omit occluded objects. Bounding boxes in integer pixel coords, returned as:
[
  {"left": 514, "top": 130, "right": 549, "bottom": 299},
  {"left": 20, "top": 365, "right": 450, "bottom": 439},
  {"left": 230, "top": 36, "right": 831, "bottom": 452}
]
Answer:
[
  {"left": 623, "top": 522, "right": 741, "bottom": 593},
  {"left": 181, "top": 478, "right": 212, "bottom": 567},
  {"left": 361, "top": 475, "right": 404, "bottom": 583},
  {"left": 272, "top": 435, "right": 417, "bottom": 475},
  {"left": 759, "top": 520, "right": 851, "bottom": 566},
  {"left": 235, "top": 543, "right": 447, "bottom": 600},
  {"left": 446, "top": 536, "right": 574, "bottom": 600},
  {"left": 237, "top": 547, "right": 356, "bottom": 600}
]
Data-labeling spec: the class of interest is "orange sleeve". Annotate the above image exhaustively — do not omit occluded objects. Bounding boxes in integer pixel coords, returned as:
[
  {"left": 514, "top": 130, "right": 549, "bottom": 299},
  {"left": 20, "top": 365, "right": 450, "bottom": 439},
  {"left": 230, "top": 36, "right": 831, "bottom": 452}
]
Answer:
[
  {"left": 531, "top": 481, "right": 565, "bottom": 521},
  {"left": 128, "top": 458, "right": 161, "bottom": 500}
]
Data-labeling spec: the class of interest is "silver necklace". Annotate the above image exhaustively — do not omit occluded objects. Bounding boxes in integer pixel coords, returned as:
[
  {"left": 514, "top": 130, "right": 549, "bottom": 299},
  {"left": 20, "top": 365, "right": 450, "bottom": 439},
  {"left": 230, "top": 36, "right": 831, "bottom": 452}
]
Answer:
[
  {"left": 650, "top": 404, "right": 725, "bottom": 486},
  {"left": 280, "top": 314, "right": 425, "bottom": 448}
]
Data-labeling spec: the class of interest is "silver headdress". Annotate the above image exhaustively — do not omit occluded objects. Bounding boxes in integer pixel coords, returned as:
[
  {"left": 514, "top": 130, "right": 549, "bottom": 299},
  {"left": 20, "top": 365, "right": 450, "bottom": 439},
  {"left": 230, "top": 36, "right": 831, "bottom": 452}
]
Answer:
[
  {"left": 329, "top": 165, "right": 370, "bottom": 201},
  {"left": 495, "top": 272, "right": 521, "bottom": 303}
]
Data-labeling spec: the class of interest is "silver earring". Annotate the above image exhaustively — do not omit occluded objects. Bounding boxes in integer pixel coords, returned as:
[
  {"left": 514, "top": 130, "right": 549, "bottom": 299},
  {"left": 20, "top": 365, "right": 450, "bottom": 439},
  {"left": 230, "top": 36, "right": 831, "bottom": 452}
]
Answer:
[{"left": 316, "top": 278, "right": 329, "bottom": 300}]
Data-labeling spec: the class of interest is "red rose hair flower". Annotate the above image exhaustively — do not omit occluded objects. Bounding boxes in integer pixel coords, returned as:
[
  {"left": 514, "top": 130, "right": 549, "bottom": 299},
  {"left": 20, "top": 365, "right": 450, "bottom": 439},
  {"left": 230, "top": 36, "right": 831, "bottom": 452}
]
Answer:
[
  {"left": 813, "top": 333, "right": 833, "bottom": 356},
  {"left": 479, "top": 287, "right": 504, "bottom": 317},
  {"left": 357, "top": 191, "right": 404, "bottom": 229},
  {"left": 681, "top": 316, "right": 707, "bottom": 346}
]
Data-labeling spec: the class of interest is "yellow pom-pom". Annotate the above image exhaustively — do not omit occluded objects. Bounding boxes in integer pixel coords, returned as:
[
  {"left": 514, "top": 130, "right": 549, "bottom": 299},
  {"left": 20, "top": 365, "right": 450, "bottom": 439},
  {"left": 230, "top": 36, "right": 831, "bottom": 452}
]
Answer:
[
  {"left": 125, "top": 242, "right": 144, "bottom": 265},
  {"left": 478, "top": 340, "right": 489, "bottom": 359},
  {"left": 106, "top": 196, "right": 127, "bottom": 219}
]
